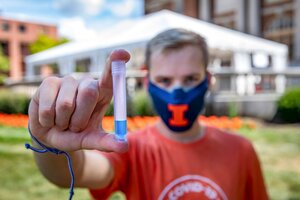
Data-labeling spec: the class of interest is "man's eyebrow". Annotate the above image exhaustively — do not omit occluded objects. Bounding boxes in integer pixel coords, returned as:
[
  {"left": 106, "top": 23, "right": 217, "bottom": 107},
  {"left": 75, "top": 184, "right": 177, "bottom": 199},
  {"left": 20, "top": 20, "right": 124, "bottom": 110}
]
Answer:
[
  {"left": 182, "top": 73, "right": 202, "bottom": 77},
  {"left": 155, "top": 75, "right": 172, "bottom": 79}
]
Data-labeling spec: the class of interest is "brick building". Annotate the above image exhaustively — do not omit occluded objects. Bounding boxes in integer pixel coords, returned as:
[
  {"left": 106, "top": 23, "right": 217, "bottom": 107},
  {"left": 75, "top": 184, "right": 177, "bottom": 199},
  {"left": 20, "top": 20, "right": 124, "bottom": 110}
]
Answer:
[
  {"left": 144, "top": 0, "right": 300, "bottom": 65},
  {"left": 0, "top": 17, "right": 57, "bottom": 82}
]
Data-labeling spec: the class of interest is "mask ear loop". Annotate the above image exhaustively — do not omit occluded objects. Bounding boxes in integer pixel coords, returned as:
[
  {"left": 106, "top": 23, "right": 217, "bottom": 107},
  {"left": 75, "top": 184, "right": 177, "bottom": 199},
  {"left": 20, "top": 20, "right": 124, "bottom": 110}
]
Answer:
[
  {"left": 206, "top": 71, "right": 212, "bottom": 88},
  {"left": 25, "top": 124, "right": 75, "bottom": 200}
]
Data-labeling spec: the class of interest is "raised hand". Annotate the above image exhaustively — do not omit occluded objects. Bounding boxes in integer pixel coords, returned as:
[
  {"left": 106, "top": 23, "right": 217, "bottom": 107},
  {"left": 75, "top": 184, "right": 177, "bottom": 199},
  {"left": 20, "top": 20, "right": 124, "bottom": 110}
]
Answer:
[{"left": 28, "top": 49, "right": 130, "bottom": 153}]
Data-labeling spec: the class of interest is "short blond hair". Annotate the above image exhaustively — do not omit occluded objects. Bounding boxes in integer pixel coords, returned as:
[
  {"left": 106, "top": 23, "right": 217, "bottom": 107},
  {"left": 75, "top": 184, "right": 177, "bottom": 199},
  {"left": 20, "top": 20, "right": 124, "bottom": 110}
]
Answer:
[{"left": 145, "top": 28, "right": 208, "bottom": 69}]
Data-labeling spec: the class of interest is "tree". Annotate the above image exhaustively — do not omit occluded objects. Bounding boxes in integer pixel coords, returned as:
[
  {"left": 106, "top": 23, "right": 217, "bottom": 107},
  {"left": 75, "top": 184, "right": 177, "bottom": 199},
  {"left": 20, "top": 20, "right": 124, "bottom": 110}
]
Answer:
[
  {"left": 29, "top": 34, "right": 69, "bottom": 54},
  {"left": 0, "top": 46, "right": 9, "bottom": 85}
]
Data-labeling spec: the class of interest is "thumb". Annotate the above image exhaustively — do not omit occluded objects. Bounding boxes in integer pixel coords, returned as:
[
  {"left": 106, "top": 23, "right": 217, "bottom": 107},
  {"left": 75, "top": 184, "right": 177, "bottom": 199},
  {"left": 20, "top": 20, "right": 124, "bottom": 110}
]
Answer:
[
  {"left": 81, "top": 130, "right": 129, "bottom": 153},
  {"left": 46, "top": 128, "right": 129, "bottom": 153}
]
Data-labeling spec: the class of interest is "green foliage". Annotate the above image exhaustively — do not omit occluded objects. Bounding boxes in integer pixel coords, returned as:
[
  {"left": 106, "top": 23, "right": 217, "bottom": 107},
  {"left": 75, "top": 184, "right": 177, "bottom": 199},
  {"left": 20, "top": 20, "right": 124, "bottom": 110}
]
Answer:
[
  {"left": 105, "top": 90, "right": 155, "bottom": 117},
  {"left": 0, "top": 90, "right": 30, "bottom": 114},
  {"left": 105, "top": 101, "right": 114, "bottom": 116},
  {"left": 29, "top": 34, "right": 69, "bottom": 54},
  {"left": 0, "top": 74, "right": 7, "bottom": 85},
  {"left": 228, "top": 102, "right": 238, "bottom": 118},
  {"left": 277, "top": 87, "right": 300, "bottom": 123},
  {"left": 131, "top": 90, "right": 155, "bottom": 116},
  {"left": 0, "top": 46, "right": 9, "bottom": 85},
  {"left": 0, "top": 46, "right": 9, "bottom": 72}
]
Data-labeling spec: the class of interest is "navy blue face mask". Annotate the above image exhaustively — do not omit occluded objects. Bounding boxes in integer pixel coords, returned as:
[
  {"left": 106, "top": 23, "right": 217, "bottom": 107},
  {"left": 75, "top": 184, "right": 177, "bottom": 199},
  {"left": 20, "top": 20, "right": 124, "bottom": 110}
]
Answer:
[{"left": 148, "top": 77, "right": 208, "bottom": 132}]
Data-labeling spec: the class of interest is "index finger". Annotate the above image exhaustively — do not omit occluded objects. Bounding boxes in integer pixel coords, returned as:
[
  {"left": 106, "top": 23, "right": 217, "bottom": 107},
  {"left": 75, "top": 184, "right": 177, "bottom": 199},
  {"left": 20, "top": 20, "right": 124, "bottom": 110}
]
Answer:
[{"left": 98, "top": 49, "right": 130, "bottom": 89}]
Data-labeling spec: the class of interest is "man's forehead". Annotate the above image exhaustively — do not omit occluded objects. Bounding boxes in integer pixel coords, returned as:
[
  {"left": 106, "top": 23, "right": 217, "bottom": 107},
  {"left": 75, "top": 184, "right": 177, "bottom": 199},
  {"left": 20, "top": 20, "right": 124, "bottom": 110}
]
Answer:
[
  {"left": 150, "top": 45, "right": 203, "bottom": 60},
  {"left": 150, "top": 48, "right": 205, "bottom": 70}
]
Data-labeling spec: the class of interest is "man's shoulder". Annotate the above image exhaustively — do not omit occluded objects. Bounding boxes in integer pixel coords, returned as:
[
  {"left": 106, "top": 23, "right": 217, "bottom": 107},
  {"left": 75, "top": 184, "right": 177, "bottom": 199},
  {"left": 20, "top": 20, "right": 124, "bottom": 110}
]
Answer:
[{"left": 206, "top": 126, "right": 253, "bottom": 149}]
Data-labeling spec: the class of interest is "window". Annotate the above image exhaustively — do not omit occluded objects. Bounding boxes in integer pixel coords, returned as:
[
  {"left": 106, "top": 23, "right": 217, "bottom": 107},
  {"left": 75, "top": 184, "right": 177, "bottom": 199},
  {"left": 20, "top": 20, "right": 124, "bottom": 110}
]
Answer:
[
  {"left": 267, "top": 15, "right": 293, "bottom": 32},
  {"left": 36, "top": 64, "right": 60, "bottom": 76},
  {"left": 214, "top": 75, "right": 232, "bottom": 92},
  {"left": 212, "top": 0, "right": 236, "bottom": 29},
  {"left": 20, "top": 43, "right": 30, "bottom": 56},
  {"left": 1, "top": 22, "right": 10, "bottom": 31},
  {"left": 210, "top": 50, "right": 233, "bottom": 68},
  {"left": 218, "top": 76, "right": 232, "bottom": 91},
  {"left": 254, "top": 75, "right": 276, "bottom": 93},
  {"left": 75, "top": 58, "right": 91, "bottom": 72},
  {"left": 39, "top": 26, "right": 48, "bottom": 34},
  {"left": 50, "top": 64, "right": 60, "bottom": 74},
  {"left": 251, "top": 52, "right": 272, "bottom": 68},
  {"left": 220, "top": 57, "right": 232, "bottom": 68},
  {"left": 0, "top": 42, "right": 9, "bottom": 56},
  {"left": 18, "top": 24, "right": 27, "bottom": 33},
  {"left": 286, "top": 77, "right": 300, "bottom": 89}
]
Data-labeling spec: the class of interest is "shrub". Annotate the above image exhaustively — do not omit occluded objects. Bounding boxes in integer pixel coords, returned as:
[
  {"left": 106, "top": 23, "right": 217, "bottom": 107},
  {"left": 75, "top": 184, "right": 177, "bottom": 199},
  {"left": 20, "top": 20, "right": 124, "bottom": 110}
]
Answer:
[
  {"left": 228, "top": 102, "right": 238, "bottom": 118},
  {"left": 87, "top": 90, "right": 155, "bottom": 117},
  {"left": 0, "top": 90, "right": 30, "bottom": 114},
  {"left": 131, "top": 90, "right": 156, "bottom": 116},
  {"left": 104, "top": 101, "right": 114, "bottom": 116},
  {"left": 277, "top": 87, "right": 300, "bottom": 123}
]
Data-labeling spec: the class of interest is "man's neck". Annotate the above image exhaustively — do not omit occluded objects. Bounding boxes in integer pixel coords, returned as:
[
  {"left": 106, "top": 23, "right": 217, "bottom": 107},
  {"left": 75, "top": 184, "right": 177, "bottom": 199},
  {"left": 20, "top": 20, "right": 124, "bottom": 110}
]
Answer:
[{"left": 156, "top": 119, "right": 205, "bottom": 143}]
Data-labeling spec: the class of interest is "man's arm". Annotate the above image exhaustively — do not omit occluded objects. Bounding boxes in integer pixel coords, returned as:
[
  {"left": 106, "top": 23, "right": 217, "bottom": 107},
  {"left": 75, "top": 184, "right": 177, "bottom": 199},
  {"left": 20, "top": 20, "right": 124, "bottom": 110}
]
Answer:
[
  {"left": 33, "top": 149, "right": 113, "bottom": 189},
  {"left": 28, "top": 49, "right": 130, "bottom": 189}
]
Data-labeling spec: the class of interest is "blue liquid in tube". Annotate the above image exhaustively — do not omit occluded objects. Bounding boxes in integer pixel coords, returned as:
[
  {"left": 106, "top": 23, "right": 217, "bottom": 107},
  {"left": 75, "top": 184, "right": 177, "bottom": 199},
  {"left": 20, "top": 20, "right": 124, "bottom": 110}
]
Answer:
[{"left": 114, "top": 120, "right": 127, "bottom": 141}]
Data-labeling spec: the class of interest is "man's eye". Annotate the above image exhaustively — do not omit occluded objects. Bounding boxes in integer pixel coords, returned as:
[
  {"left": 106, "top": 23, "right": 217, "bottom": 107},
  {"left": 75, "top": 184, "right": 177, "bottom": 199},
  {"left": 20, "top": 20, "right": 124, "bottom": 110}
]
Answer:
[
  {"left": 158, "top": 78, "right": 171, "bottom": 86},
  {"left": 184, "top": 76, "right": 198, "bottom": 86}
]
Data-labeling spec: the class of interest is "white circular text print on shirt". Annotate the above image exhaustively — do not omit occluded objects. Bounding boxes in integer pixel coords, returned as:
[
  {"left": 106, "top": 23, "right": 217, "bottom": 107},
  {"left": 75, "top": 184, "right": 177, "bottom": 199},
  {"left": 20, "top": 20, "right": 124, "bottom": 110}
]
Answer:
[{"left": 158, "top": 175, "right": 228, "bottom": 200}]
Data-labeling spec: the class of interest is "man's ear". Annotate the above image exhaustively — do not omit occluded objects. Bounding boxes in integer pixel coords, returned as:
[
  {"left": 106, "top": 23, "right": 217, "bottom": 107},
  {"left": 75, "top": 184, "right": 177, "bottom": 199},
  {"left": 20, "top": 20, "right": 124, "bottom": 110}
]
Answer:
[{"left": 142, "top": 64, "right": 149, "bottom": 88}]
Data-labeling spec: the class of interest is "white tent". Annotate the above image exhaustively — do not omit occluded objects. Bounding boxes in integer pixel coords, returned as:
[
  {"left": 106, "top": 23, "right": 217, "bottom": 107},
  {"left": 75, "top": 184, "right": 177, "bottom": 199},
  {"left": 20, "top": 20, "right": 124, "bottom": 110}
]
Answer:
[{"left": 25, "top": 10, "right": 288, "bottom": 96}]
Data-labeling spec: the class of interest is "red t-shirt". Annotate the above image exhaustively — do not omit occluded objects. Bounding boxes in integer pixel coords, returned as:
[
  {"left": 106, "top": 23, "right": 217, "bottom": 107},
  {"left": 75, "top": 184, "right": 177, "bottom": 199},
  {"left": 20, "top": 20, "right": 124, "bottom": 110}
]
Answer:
[{"left": 90, "top": 125, "right": 268, "bottom": 200}]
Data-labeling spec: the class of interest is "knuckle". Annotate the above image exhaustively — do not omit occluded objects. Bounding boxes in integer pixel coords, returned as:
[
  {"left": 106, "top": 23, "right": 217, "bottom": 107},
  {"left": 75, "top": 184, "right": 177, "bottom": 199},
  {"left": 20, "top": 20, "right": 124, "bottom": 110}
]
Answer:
[
  {"left": 40, "top": 107, "right": 54, "bottom": 119},
  {"left": 80, "top": 82, "right": 99, "bottom": 100},
  {"left": 57, "top": 100, "right": 75, "bottom": 113}
]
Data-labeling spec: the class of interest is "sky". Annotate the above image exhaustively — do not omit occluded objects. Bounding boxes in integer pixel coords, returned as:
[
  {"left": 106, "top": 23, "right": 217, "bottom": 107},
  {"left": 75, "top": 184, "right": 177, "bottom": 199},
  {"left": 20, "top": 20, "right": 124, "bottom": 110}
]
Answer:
[{"left": 0, "top": 0, "right": 144, "bottom": 40}]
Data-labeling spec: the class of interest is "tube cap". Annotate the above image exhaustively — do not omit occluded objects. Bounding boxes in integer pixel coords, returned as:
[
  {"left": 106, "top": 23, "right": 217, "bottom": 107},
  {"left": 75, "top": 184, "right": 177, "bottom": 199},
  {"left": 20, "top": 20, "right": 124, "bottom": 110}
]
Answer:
[{"left": 112, "top": 61, "right": 126, "bottom": 74}]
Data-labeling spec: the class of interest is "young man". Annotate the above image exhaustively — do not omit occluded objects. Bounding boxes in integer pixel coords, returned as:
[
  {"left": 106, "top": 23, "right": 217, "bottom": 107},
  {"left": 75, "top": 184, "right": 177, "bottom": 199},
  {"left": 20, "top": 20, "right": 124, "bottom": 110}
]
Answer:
[{"left": 28, "top": 28, "right": 268, "bottom": 199}]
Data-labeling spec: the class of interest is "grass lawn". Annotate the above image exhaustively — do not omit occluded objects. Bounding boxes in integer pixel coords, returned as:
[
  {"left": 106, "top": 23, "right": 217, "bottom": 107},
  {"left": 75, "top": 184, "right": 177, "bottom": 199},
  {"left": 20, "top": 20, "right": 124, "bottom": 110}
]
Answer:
[
  {"left": 239, "top": 123, "right": 300, "bottom": 200},
  {"left": 0, "top": 123, "right": 299, "bottom": 200}
]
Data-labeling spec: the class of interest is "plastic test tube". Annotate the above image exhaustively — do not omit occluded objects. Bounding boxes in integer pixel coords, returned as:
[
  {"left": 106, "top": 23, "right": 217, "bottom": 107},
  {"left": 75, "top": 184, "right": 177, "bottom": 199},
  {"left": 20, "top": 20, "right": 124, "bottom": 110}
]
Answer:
[{"left": 112, "top": 61, "right": 127, "bottom": 141}]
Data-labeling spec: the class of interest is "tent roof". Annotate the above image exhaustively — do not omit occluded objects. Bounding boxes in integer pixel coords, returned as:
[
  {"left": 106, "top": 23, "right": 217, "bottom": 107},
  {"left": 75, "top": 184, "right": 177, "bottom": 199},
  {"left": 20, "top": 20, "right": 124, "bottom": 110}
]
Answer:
[{"left": 26, "top": 10, "right": 288, "bottom": 65}]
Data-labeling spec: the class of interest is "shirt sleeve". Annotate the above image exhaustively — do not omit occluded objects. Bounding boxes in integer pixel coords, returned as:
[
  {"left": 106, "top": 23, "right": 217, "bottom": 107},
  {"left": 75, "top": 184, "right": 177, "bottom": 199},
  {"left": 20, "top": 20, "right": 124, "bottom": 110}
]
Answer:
[
  {"left": 244, "top": 142, "right": 269, "bottom": 200},
  {"left": 89, "top": 150, "right": 130, "bottom": 200}
]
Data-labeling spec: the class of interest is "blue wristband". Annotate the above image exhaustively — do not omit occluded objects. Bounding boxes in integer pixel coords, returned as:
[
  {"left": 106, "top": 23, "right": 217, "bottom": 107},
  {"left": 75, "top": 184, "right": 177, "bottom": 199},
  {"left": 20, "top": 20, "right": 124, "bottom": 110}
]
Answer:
[{"left": 25, "top": 124, "right": 75, "bottom": 200}]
